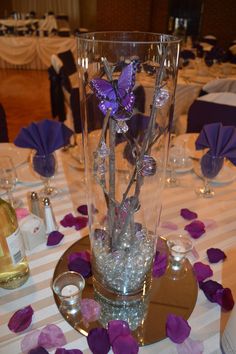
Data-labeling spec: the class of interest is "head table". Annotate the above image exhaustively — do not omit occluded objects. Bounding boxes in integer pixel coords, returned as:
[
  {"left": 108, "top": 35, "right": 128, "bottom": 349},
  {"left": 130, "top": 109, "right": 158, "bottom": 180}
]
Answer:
[{"left": 0, "top": 139, "right": 235, "bottom": 354}]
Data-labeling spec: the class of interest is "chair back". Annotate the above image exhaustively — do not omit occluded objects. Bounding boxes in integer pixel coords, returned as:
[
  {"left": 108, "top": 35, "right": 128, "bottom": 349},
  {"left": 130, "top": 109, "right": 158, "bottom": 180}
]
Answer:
[
  {"left": 0, "top": 103, "right": 9, "bottom": 142},
  {"left": 187, "top": 92, "right": 236, "bottom": 133}
]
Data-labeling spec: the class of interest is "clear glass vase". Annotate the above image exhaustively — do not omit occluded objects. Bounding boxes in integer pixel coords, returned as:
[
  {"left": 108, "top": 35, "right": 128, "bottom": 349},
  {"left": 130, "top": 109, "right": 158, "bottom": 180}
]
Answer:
[{"left": 77, "top": 32, "right": 180, "bottom": 302}]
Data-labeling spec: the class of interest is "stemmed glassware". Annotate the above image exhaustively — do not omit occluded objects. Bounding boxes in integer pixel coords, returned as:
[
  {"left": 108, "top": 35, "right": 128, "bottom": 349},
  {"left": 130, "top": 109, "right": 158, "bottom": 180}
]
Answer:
[
  {"left": 196, "top": 151, "right": 224, "bottom": 198},
  {"left": 31, "top": 152, "right": 58, "bottom": 198},
  {"left": 0, "top": 156, "right": 21, "bottom": 208}
]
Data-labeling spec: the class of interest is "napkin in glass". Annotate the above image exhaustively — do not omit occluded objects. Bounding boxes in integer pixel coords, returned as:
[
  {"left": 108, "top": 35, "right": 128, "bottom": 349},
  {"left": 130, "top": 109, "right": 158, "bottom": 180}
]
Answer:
[
  {"left": 195, "top": 122, "right": 236, "bottom": 165},
  {"left": 14, "top": 119, "right": 73, "bottom": 155}
]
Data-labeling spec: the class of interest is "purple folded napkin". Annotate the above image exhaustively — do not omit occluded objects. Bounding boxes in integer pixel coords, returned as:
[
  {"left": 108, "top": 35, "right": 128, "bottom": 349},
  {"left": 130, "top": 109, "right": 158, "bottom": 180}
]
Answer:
[
  {"left": 195, "top": 122, "right": 236, "bottom": 165},
  {"left": 14, "top": 119, "right": 73, "bottom": 155}
]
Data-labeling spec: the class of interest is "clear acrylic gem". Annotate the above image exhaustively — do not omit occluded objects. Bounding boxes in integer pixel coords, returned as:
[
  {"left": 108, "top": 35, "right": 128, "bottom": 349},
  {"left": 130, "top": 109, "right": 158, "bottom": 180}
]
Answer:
[
  {"left": 98, "top": 140, "right": 110, "bottom": 157},
  {"left": 154, "top": 88, "right": 169, "bottom": 107},
  {"left": 116, "top": 120, "right": 129, "bottom": 134}
]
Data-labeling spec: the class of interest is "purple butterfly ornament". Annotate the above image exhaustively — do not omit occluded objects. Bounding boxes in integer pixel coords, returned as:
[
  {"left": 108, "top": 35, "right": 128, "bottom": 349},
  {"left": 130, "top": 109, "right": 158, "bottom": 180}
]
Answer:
[{"left": 90, "top": 61, "right": 137, "bottom": 121}]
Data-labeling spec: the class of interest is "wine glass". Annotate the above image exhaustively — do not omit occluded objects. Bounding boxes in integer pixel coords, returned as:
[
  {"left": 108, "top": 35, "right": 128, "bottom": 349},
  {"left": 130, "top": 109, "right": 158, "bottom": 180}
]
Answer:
[
  {"left": 166, "top": 145, "right": 182, "bottom": 187},
  {"left": 31, "top": 152, "right": 58, "bottom": 198},
  {"left": 0, "top": 156, "right": 21, "bottom": 208},
  {"left": 166, "top": 234, "right": 193, "bottom": 280},
  {"left": 196, "top": 152, "right": 224, "bottom": 198}
]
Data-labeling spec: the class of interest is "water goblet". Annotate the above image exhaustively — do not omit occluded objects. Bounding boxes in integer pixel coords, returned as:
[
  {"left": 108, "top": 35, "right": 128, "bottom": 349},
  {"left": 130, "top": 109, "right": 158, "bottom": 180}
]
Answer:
[
  {"left": 166, "top": 234, "right": 193, "bottom": 280},
  {"left": 31, "top": 152, "right": 58, "bottom": 198},
  {"left": 0, "top": 156, "right": 21, "bottom": 208},
  {"left": 52, "top": 271, "right": 85, "bottom": 317},
  {"left": 196, "top": 152, "right": 224, "bottom": 198}
]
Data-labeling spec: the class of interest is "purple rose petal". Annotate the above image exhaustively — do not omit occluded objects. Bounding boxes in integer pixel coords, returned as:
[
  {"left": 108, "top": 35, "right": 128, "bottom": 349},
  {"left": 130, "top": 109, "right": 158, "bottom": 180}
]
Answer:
[
  {"left": 55, "top": 349, "right": 83, "bottom": 354},
  {"left": 38, "top": 324, "right": 66, "bottom": 349},
  {"left": 77, "top": 204, "right": 88, "bottom": 215},
  {"left": 68, "top": 251, "right": 91, "bottom": 263},
  {"left": 184, "top": 220, "right": 205, "bottom": 239},
  {"left": 112, "top": 334, "right": 139, "bottom": 354},
  {"left": 199, "top": 280, "right": 223, "bottom": 302},
  {"left": 193, "top": 262, "right": 213, "bottom": 282},
  {"left": 21, "top": 330, "right": 41, "bottom": 353},
  {"left": 8, "top": 305, "right": 34, "bottom": 333},
  {"left": 176, "top": 337, "right": 204, "bottom": 354},
  {"left": 161, "top": 221, "right": 178, "bottom": 230},
  {"left": 28, "top": 347, "right": 49, "bottom": 354},
  {"left": 47, "top": 231, "right": 64, "bottom": 246},
  {"left": 60, "top": 213, "right": 75, "bottom": 227},
  {"left": 74, "top": 216, "right": 88, "bottom": 230},
  {"left": 80, "top": 299, "right": 101, "bottom": 327},
  {"left": 68, "top": 256, "right": 92, "bottom": 278},
  {"left": 87, "top": 328, "right": 110, "bottom": 354},
  {"left": 180, "top": 208, "right": 198, "bottom": 220},
  {"left": 152, "top": 251, "right": 168, "bottom": 278},
  {"left": 108, "top": 320, "right": 131, "bottom": 345},
  {"left": 213, "top": 288, "right": 234, "bottom": 311},
  {"left": 166, "top": 314, "right": 191, "bottom": 344},
  {"left": 207, "top": 248, "right": 226, "bottom": 263}
]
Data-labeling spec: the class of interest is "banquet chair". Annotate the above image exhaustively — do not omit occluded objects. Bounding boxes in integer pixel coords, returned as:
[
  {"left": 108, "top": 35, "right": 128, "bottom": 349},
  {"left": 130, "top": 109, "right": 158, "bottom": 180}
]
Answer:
[
  {"left": 201, "top": 78, "right": 236, "bottom": 95},
  {"left": 186, "top": 92, "right": 236, "bottom": 133},
  {"left": 0, "top": 103, "right": 9, "bottom": 142},
  {"left": 202, "top": 35, "right": 217, "bottom": 46}
]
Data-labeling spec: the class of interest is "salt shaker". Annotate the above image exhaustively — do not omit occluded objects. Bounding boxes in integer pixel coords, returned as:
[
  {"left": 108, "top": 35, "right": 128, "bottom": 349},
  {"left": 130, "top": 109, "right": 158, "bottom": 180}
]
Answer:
[
  {"left": 42, "top": 197, "right": 58, "bottom": 235},
  {"left": 30, "top": 192, "right": 41, "bottom": 218}
]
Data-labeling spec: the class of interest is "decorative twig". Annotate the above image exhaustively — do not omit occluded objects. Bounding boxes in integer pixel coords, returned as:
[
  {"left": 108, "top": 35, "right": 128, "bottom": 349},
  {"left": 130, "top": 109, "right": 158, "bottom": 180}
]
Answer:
[{"left": 109, "top": 118, "right": 117, "bottom": 246}]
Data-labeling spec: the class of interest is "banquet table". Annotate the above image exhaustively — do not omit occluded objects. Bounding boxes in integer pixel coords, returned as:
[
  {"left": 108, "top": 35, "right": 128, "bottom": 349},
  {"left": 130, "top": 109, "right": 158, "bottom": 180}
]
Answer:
[
  {"left": 0, "top": 137, "right": 236, "bottom": 354},
  {"left": 0, "top": 36, "right": 76, "bottom": 70}
]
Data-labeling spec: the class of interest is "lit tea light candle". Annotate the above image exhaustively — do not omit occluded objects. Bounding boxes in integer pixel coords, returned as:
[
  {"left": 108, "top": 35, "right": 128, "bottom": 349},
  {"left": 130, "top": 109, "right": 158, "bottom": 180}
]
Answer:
[{"left": 61, "top": 284, "right": 79, "bottom": 297}]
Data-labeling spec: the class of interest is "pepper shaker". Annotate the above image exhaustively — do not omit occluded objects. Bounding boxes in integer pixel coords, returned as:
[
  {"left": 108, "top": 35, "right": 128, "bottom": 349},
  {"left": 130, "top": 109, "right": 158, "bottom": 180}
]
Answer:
[
  {"left": 42, "top": 197, "right": 58, "bottom": 235},
  {"left": 30, "top": 192, "right": 41, "bottom": 218}
]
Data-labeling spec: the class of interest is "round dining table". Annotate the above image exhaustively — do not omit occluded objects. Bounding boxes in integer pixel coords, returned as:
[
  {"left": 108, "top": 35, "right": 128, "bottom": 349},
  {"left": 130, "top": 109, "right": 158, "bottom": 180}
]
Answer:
[{"left": 0, "top": 137, "right": 236, "bottom": 354}]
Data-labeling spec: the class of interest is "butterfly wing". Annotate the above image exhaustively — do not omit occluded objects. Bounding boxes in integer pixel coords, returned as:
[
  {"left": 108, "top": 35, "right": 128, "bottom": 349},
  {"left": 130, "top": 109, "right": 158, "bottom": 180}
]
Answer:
[
  {"left": 117, "top": 61, "right": 137, "bottom": 96},
  {"left": 90, "top": 78, "right": 115, "bottom": 101}
]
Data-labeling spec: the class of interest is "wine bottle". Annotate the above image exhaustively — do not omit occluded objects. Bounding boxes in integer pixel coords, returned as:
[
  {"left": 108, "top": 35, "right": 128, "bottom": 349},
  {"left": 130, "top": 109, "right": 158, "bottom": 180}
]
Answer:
[{"left": 0, "top": 198, "right": 30, "bottom": 289}]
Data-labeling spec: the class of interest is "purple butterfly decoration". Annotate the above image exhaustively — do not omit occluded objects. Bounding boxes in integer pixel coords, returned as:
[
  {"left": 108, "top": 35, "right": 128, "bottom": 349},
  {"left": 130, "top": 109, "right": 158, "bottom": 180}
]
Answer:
[{"left": 90, "top": 61, "right": 137, "bottom": 121}]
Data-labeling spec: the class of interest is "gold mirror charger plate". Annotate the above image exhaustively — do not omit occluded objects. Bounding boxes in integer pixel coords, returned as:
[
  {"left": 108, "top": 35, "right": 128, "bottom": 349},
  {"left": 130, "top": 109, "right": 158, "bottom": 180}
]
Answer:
[{"left": 53, "top": 236, "right": 198, "bottom": 346}]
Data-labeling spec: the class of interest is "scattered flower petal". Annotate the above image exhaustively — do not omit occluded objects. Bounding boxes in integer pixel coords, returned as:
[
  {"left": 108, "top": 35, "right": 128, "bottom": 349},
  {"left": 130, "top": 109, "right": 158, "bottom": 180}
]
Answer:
[
  {"left": 87, "top": 328, "right": 110, "bottom": 354},
  {"left": 60, "top": 213, "right": 75, "bottom": 227},
  {"left": 161, "top": 221, "right": 178, "bottom": 230},
  {"left": 16, "top": 208, "right": 30, "bottom": 220},
  {"left": 180, "top": 208, "right": 198, "bottom": 220},
  {"left": 55, "top": 349, "right": 83, "bottom": 354},
  {"left": 166, "top": 314, "right": 191, "bottom": 344},
  {"left": 38, "top": 324, "right": 66, "bottom": 349},
  {"left": 8, "top": 305, "right": 34, "bottom": 333},
  {"left": 77, "top": 205, "right": 88, "bottom": 215},
  {"left": 68, "top": 251, "right": 91, "bottom": 263},
  {"left": 21, "top": 330, "right": 41, "bottom": 353},
  {"left": 28, "top": 347, "right": 49, "bottom": 354},
  {"left": 176, "top": 337, "right": 204, "bottom": 354},
  {"left": 74, "top": 216, "right": 88, "bottom": 230},
  {"left": 207, "top": 248, "right": 226, "bottom": 263},
  {"left": 152, "top": 251, "right": 168, "bottom": 278},
  {"left": 112, "top": 334, "right": 139, "bottom": 354},
  {"left": 68, "top": 253, "right": 92, "bottom": 278},
  {"left": 108, "top": 320, "right": 131, "bottom": 345},
  {"left": 213, "top": 288, "right": 234, "bottom": 311},
  {"left": 47, "top": 231, "right": 64, "bottom": 246},
  {"left": 184, "top": 220, "right": 205, "bottom": 239},
  {"left": 199, "top": 280, "right": 223, "bottom": 302},
  {"left": 193, "top": 262, "right": 213, "bottom": 282},
  {"left": 80, "top": 299, "right": 101, "bottom": 327}
]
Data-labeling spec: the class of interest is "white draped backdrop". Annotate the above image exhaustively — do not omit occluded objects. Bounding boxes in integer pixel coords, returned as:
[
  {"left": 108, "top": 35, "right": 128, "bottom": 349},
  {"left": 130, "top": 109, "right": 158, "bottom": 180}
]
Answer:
[{"left": 12, "top": 0, "right": 80, "bottom": 30}]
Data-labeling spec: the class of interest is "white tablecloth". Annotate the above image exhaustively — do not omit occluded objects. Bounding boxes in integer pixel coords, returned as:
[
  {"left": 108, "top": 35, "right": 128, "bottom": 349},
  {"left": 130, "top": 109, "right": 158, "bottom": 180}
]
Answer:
[
  {"left": 0, "top": 36, "right": 76, "bottom": 70},
  {"left": 0, "top": 142, "right": 236, "bottom": 353}
]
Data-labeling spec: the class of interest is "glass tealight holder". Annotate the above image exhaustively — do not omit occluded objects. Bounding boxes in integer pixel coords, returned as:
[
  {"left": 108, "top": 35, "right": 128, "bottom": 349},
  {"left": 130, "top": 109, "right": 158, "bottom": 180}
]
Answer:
[
  {"left": 52, "top": 271, "right": 85, "bottom": 316},
  {"left": 166, "top": 235, "right": 193, "bottom": 280}
]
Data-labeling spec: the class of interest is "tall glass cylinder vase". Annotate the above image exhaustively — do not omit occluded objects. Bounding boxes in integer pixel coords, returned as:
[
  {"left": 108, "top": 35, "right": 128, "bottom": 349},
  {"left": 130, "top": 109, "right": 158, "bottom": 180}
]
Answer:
[{"left": 77, "top": 32, "right": 180, "bottom": 302}]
